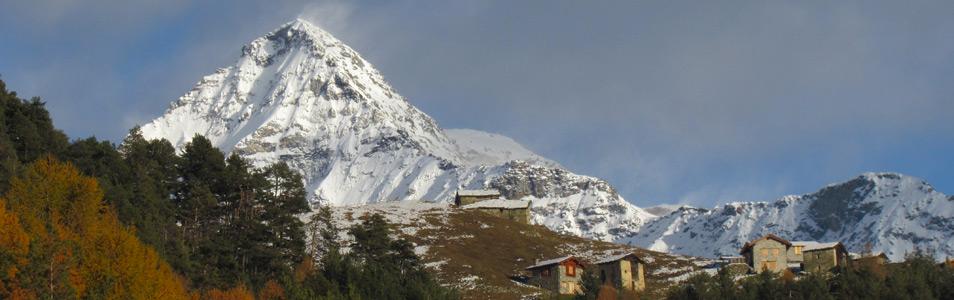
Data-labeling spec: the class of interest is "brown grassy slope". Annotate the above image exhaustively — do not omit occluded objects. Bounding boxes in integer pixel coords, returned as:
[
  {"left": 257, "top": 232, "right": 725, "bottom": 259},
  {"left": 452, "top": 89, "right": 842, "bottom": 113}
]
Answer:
[{"left": 331, "top": 202, "right": 714, "bottom": 300}]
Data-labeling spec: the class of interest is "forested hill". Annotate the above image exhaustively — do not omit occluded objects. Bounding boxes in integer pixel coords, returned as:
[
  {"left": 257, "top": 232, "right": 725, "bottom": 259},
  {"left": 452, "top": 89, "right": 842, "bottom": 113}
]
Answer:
[{"left": 0, "top": 76, "right": 455, "bottom": 299}]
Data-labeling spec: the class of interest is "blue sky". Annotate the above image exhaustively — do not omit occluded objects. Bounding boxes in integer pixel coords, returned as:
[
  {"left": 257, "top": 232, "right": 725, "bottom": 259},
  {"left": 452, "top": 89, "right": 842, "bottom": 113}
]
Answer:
[{"left": 1, "top": 1, "right": 952, "bottom": 209}]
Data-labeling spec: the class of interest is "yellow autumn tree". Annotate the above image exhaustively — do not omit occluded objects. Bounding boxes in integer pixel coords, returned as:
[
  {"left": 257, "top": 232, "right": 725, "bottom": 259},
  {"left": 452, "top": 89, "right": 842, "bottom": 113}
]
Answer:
[
  {"left": 202, "top": 284, "right": 256, "bottom": 300},
  {"left": 2, "top": 156, "right": 189, "bottom": 299},
  {"left": 0, "top": 197, "right": 32, "bottom": 299}
]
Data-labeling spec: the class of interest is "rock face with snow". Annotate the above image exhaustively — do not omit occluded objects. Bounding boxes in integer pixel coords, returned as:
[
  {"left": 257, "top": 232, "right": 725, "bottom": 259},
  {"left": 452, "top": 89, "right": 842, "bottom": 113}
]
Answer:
[
  {"left": 140, "top": 19, "right": 655, "bottom": 242},
  {"left": 141, "top": 19, "right": 953, "bottom": 261},
  {"left": 619, "top": 173, "right": 954, "bottom": 262}
]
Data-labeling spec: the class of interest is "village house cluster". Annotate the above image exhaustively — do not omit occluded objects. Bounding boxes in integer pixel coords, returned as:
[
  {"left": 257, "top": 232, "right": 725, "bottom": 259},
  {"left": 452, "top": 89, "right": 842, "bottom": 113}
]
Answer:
[
  {"left": 523, "top": 254, "right": 647, "bottom": 295},
  {"left": 730, "top": 234, "right": 890, "bottom": 274},
  {"left": 455, "top": 189, "right": 647, "bottom": 295},
  {"left": 453, "top": 190, "right": 903, "bottom": 296}
]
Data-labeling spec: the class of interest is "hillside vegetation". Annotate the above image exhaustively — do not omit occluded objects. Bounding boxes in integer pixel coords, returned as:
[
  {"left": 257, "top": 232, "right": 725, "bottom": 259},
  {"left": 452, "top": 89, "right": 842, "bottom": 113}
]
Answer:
[{"left": 328, "top": 203, "right": 713, "bottom": 299}]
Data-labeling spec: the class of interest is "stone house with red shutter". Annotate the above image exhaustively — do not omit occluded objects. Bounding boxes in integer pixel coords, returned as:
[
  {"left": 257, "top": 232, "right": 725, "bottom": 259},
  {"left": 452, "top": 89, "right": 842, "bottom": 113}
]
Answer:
[{"left": 525, "top": 256, "right": 585, "bottom": 294}]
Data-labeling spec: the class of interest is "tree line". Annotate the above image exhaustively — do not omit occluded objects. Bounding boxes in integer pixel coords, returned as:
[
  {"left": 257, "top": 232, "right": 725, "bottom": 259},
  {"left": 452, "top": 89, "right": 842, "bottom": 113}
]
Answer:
[{"left": 0, "top": 75, "right": 456, "bottom": 299}]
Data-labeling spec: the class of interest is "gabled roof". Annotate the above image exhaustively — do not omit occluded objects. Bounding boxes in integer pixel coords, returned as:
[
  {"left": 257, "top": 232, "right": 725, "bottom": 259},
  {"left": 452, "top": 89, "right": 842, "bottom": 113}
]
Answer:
[
  {"left": 739, "top": 234, "right": 792, "bottom": 254},
  {"left": 461, "top": 199, "right": 530, "bottom": 209},
  {"left": 457, "top": 189, "right": 501, "bottom": 197},
  {"left": 525, "top": 256, "right": 584, "bottom": 270},
  {"left": 595, "top": 253, "right": 646, "bottom": 265}
]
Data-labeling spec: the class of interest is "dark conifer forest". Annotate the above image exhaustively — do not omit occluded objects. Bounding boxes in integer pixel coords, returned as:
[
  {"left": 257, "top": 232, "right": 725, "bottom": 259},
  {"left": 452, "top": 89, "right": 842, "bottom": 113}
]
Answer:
[{"left": 0, "top": 75, "right": 456, "bottom": 299}]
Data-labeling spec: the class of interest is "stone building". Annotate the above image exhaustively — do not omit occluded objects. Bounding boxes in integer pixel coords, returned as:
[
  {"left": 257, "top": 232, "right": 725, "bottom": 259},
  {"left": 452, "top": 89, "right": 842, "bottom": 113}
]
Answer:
[
  {"left": 595, "top": 253, "right": 646, "bottom": 292},
  {"left": 853, "top": 252, "right": 889, "bottom": 267},
  {"left": 742, "top": 235, "right": 853, "bottom": 274},
  {"left": 740, "top": 234, "right": 792, "bottom": 273},
  {"left": 526, "top": 256, "right": 585, "bottom": 295},
  {"left": 454, "top": 189, "right": 501, "bottom": 206},
  {"left": 802, "top": 242, "right": 849, "bottom": 273},
  {"left": 460, "top": 199, "right": 531, "bottom": 224}
]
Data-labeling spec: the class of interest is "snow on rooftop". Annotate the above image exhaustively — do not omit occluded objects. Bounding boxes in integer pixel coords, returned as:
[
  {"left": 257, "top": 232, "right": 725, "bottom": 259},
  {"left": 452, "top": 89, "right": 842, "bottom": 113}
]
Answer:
[
  {"left": 462, "top": 199, "right": 530, "bottom": 209},
  {"left": 792, "top": 241, "right": 841, "bottom": 251},
  {"left": 457, "top": 189, "right": 501, "bottom": 196},
  {"left": 526, "top": 256, "right": 574, "bottom": 270}
]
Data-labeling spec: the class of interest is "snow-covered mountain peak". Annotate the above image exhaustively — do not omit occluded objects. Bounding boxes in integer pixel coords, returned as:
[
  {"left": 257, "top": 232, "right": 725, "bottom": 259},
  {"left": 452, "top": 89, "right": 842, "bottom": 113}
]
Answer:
[
  {"left": 144, "top": 18, "right": 462, "bottom": 163},
  {"left": 141, "top": 19, "right": 950, "bottom": 260},
  {"left": 619, "top": 172, "right": 954, "bottom": 261},
  {"left": 140, "top": 19, "right": 655, "bottom": 241}
]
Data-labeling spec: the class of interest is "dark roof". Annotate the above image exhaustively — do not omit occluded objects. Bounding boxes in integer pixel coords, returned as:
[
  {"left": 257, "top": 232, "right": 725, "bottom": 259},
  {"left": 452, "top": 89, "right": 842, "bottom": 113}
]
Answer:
[
  {"left": 595, "top": 253, "right": 646, "bottom": 265},
  {"left": 739, "top": 234, "right": 792, "bottom": 255}
]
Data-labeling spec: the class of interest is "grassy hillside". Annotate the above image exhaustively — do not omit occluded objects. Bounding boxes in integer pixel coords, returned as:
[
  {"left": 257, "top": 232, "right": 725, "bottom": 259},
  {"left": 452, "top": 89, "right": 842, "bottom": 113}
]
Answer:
[{"left": 329, "top": 202, "right": 714, "bottom": 299}]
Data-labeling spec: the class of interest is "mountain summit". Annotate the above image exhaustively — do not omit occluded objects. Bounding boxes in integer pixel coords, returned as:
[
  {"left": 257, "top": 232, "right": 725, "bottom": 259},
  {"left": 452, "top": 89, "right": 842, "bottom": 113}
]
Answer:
[
  {"left": 141, "top": 19, "right": 655, "bottom": 241},
  {"left": 142, "top": 20, "right": 953, "bottom": 260}
]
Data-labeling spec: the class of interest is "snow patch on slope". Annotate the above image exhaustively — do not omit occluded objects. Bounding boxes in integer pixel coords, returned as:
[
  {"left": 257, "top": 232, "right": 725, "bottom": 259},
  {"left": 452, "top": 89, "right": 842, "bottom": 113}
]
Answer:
[{"left": 620, "top": 173, "right": 954, "bottom": 262}]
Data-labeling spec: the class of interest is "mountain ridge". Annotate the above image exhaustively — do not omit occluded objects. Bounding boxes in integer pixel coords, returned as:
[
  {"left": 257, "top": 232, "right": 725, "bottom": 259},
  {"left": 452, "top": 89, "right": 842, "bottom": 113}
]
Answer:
[
  {"left": 140, "top": 18, "right": 656, "bottom": 242},
  {"left": 140, "top": 19, "right": 953, "bottom": 262},
  {"left": 621, "top": 172, "right": 954, "bottom": 261}
]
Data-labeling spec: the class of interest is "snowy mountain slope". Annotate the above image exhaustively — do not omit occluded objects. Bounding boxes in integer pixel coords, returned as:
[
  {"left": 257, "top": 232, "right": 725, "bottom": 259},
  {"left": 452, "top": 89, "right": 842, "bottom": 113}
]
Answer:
[
  {"left": 618, "top": 173, "right": 954, "bottom": 262},
  {"left": 139, "top": 19, "right": 952, "bottom": 260},
  {"left": 140, "top": 19, "right": 654, "bottom": 242},
  {"left": 445, "top": 129, "right": 560, "bottom": 169}
]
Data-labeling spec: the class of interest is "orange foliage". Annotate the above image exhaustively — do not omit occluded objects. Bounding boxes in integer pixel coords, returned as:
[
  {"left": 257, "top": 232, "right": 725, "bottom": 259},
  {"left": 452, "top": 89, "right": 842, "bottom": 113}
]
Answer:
[
  {"left": 203, "top": 284, "right": 256, "bottom": 300},
  {"left": 1, "top": 156, "right": 189, "bottom": 299},
  {"left": 294, "top": 256, "right": 315, "bottom": 282},
  {"left": 0, "top": 198, "right": 29, "bottom": 256},
  {"left": 257, "top": 280, "right": 285, "bottom": 300},
  {"left": 781, "top": 269, "right": 796, "bottom": 282},
  {"left": 0, "top": 198, "right": 33, "bottom": 299}
]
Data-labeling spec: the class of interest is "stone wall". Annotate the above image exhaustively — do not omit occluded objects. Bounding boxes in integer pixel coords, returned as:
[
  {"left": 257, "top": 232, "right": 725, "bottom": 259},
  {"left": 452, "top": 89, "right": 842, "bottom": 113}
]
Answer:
[
  {"left": 475, "top": 207, "right": 530, "bottom": 224},
  {"left": 748, "top": 239, "right": 789, "bottom": 273},
  {"left": 528, "top": 262, "right": 583, "bottom": 294},
  {"left": 455, "top": 195, "right": 496, "bottom": 206},
  {"left": 528, "top": 265, "right": 561, "bottom": 293},
  {"left": 804, "top": 248, "right": 847, "bottom": 273},
  {"left": 598, "top": 260, "right": 645, "bottom": 292}
]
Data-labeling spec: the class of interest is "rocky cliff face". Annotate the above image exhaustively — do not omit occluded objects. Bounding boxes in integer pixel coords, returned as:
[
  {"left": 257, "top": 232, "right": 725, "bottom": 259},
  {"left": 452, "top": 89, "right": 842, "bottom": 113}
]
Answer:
[
  {"left": 140, "top": 19, "right": 655, "bottom": 242},
  {"left": 619, "top": 173, "right": 954, "bottom": 261}
]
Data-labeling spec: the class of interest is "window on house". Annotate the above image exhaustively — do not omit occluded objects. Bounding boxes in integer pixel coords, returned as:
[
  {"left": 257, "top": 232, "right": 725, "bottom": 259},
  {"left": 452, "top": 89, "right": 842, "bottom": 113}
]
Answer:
[
  {"left": 773, "top": 248, "right": 779, "bottom": 255},
  {"left": 542, "top": 269, "right": 550, "bottom": 277},
  {"left": 795, "top": 246, "right": 802, "bottom": 254},
  {"left": 566, "top": 265, "right": 576, "bottom": 277},
  {"left": 562, "top": 282, "right": 568, "bottom": 289},
  {"left": 762, "top": 249, "right": 768, "bottom": 255},
  {"left": 769, "top": 261, "right": 777, "bottom": 269},
  {"left": 569, "top": 282, "right": 576, "bottom": 292},
  {"left": 762, "top": 261, "right": 769, "bottom": 270}
]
